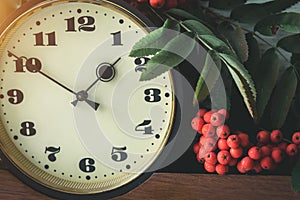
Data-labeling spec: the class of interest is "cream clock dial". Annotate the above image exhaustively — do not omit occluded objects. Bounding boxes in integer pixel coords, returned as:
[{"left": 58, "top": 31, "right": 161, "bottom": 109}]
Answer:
[{"left": 0, "top": 0, "right": 176, "bottom": 199}]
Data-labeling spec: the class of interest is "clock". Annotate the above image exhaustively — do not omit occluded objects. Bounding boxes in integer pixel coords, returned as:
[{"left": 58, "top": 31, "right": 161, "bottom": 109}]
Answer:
[{"left": 0, "top": 0, "right": 183, "bottom": 199}]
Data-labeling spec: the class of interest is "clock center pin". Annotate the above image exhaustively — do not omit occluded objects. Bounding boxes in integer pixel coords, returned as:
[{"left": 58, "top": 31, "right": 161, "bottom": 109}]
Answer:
[{"left": 96, "top": 62, "right": 115, "bottom": 82}]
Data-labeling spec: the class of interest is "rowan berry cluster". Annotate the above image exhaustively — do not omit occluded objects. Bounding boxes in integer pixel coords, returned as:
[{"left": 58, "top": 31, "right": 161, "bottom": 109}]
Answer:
[{"left": 192, "top": 109, "right": 300, "bottom": 175}]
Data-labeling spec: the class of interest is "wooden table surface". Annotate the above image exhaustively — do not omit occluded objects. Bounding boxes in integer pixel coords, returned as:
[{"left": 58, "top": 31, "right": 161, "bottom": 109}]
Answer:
[{"left": 0, "top": 169, "right": 299, "bottom": 200}]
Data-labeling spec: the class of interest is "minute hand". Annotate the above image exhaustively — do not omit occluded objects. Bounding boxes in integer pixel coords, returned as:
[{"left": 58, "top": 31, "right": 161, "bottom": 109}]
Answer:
[{"left": 38, "top": 70, "right": 100, "bottom": 110}]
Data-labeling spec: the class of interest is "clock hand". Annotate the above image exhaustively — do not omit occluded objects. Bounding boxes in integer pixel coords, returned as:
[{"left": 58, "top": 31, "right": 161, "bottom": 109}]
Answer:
[
  {"left": 71, "top": 57, "right": 121, "bottom": 107},
  {"left": 7, "top": 51, "right": 100, "bottom": 110},
  {"left": 38, "top": 71, "right": 76, "bottom": 95},
  {"left": 39, "top": 70, "right": 100, "bottom": 110},
  {"left": 87, "top": 57, "right": 121, "bottom": 92}
]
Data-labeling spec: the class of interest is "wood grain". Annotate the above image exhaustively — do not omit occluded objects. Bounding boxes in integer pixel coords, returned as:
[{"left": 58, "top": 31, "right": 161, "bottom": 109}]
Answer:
[{"left": 0, "top": 170, "right": 299, "bottom": 200}]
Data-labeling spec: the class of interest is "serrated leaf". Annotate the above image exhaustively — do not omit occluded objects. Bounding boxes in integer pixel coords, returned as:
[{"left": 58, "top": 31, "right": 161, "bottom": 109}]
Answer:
[
  {"left": 270, "top": 67, "right": 297, "bottom": 129},
  {"left": 278, "top": 34, "right": 300, "bottom": 53},
  {"left": 255, "top": 48, "right": 280, "bottom": 121},
  {"left": 230, "top": 0, "right": 300, "bottom": 23},
  {"left": 182, "top": 20, "right": 214, "bottom": 36},
  {"left": 244, "top": 33, "right": 260, "bottom": 76},
  {"left": 193, "top": 50, "right": 221, "bottom": 105},
  {"left": 209, "top": 0, "right": 247, "bottom": 10},
  {"left": 140, "top": 32, "right": 196, "bottom": 81},
  {"left": 219, "top": 53, "right": 257, "bottom": 119},
  {"left": 255, "top": 12, "right": 300, "bottom": 36},
  {"left": 166, "top": 8, "right": 201, "bottom": 21},
  {"left": 199, "top": 35, "right": 234, "bottom": 55},
  {"left": 292, "top": 160, "right": 300, "bottom": 192},
  {"left": 218, "top": 23, "right": 248, "bottom": 62},
  {"left": 129, "top": 19, "right": 180, "bottom": 57}
]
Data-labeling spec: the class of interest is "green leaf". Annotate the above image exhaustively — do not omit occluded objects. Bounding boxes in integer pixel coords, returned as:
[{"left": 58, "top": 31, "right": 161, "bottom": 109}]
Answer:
[
  {"left": 270, "top": 67, "right": 297, "bottom": 129},
  {"left": 193, "top": 50, "right": 222, "bottom": 105},
  {"left": 291, "top": 53, "right": 300, "bottom": 65},
  {"left": 244, "top": 33, "right": 261, "bottom": 76},
  {"left": 140, "top": 32, "right": 196, "bottom": 81},
  {"left": 166, "top": 8, "right": 201, "bottom": 21},
  {"left": 278, "top": 34, "right": 300, "bottom": 53},
  {"left": 199, "top": 35, "right": 234, "bottom": 55},
  {"left": 292, "top": 158, "right": 300, "bottom": 192},
  {"left": 255, "top": 12, "right": 300, "bottom": 36},
  {"left": 129, "top": 19, "right": 180, "bottom": 57},
  {"left": 219, "top": 53, "right": 257, "bottom": 119},
  {"left": 209, "top": 0, "right": 247, "bottom": 10},
  {"left": 182, "top": 20, "right": 214, "bottom": 36},
  {"left": 230, "top": 0, "right": 300, "bottom": 23},
  {"left": 218, "top": 23, "right": 248, "bottom": 62},
  {"left": 254, "top": 48, "right": 280, "bottom": 121}
]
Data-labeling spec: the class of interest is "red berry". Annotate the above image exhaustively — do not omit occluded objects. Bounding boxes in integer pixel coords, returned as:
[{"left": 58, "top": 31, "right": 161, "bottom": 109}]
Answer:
[
  {"left": 196, "top": 108, "right": 207, "bottom": 117},
  {"left": 260, "top": 156, "right": 274, "bottom": 170},
  {"left": 191, "top": 117, "right": 205, "bottom": 133},
  {"left": 149, "top": 0, "right": 165, "bottom": 8},
  {"left": 237, "top": 161, "right": 246, "bottom": 173},
  {"left": 286, "top": 143, "right": 298, "bottom": 157},
  {"left": 201, "top": 124, "right": 215, "bottom": 137},
  {"left": 217, "top": 109, "right": 229, "bottom": 120},
  {"left": 253, "top": 161, "right": 262, "bottom": 173},
  {"left": 292, "top": 132, "right": 300, "bottom": 145},
  {"left": 240, "top": 156, "right": 254, "bottom": 171},
  {"left": 196, "top": 147, "right": 206, "bottom": 163},
  {"left": 227, "top": 134, "right": 240, "bottom": 149},
  {"left": 202, "top": 137, "right": 217, "bottom": 152},
  {"left": 248, "top": 146, "right": 262, "bottom": 160},
  {"left": 237, "top": 132, "right": 250, "bottom": 147},
  {"left": 217, "top": 150, "right": 232, "bottom": 165},
  {"left": 216, "top": 125, "right": 230, "bottom": 139},
  {"left": 203, "top": 110, "right": 214, "bottom": 123},
  {"left": 278, "top": 142, "right": 288, "bottom": 151},
  {"left": 137, "top": 0, "right": 148, "bottom": 2},
  {"left": 228, "top": 158, "right": 238, "bottom": 166},
  {"left": 193, "top": 143, "right": 200, "bottom": 154},
  {"left": 205, "top": 152, "right": 217, "bottom": 165},
  {"left": 204, "top": 161, "right": 216, "bottom": 173},
  {"left": 260, "top": 145, "right": 272, "bottom": 157},
  {"left": 199, "top": 135, "right": 206, "bottom": 145},
  {"left": 165, "top": 0, "right": 178, "bottom": 8},
  {"left": 218, "top": 138, "right": 229, "bottom": 150},
  {"left": 256, "top": 130, "right": 270, "bottom": 145},
  {"left": 230, "top": 147, "right": 243, "bottom": 159},
  {"left": 210, "top": 112, "right": 225, "bottom": 126},
  {"left": 215, "top": 164, "right": 228, "bottom": 175},
  {"left": 271, "top": 148, "right": 285, "bottom": 163},
  {"left": 129, "top": 1, "right": 139, "bottom": 8},
  {"left": 270, "top": 130, "right": 283, "bottom": 143}
]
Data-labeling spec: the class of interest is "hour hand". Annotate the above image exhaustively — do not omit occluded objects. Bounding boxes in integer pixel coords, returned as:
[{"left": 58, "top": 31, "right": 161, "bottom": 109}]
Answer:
[{"left": 71, "top": 90, "right": 100, "bottom": 111}]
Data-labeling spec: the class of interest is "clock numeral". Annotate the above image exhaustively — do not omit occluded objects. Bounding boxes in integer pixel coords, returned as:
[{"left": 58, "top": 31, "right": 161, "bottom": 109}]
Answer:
[
  {"left": 135, "top": 120, "right": 154, "bottom": 135},
  {"left": 79, "top": 158, "right": 96, "bottom": 173},
  {"left": 111, "top": 31, "right": 123, "bottom": 46},
  {"left": 8, "top": 51, "right": 42, "bottom": 73},
  {"left": 111, "top": 147, "right": 127, "bottom": 162},
  {"left": 134, "top": 57, "right": 150, "bottom": 72},
  {"left": 20, "top": 121, "right": 36, "bottom": 136},
  {"left": 34, "top": 31, "right": 57, "bottom": 46},
  {"left": 7, "top": 89, "right": 24, "bottom": 104},
  {"left": 45, "top": 146, "right": 61, "bottom": 162},
  {"left": 144, "top": 88, "right": 161, "bottom": 103},
  {"left": 65, "top": 16, "right": 96, "bottom": 32}
]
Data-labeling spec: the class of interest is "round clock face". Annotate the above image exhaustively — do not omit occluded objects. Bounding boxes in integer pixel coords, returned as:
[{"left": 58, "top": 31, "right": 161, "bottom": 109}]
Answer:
[{"left": 0, "top": 0, "right": 175, "bottom": 197}]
